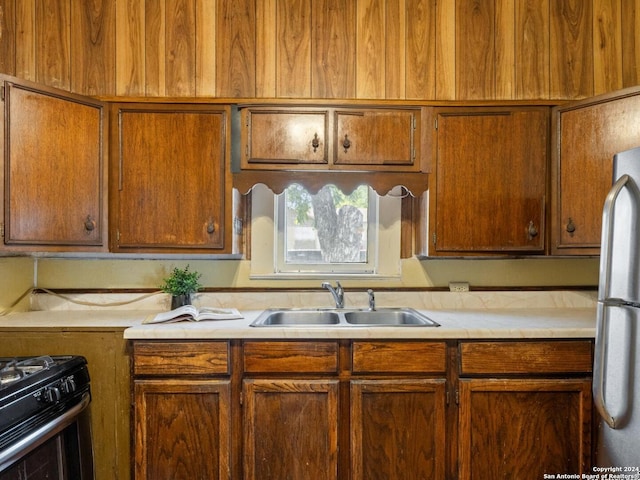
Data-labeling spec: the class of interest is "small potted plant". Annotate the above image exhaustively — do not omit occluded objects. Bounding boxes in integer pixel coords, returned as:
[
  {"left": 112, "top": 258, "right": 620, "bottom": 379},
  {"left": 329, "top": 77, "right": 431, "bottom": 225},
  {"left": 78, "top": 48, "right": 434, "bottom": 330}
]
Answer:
[{"left": 160, "top": 265, "right": 203, "bottom": 309}]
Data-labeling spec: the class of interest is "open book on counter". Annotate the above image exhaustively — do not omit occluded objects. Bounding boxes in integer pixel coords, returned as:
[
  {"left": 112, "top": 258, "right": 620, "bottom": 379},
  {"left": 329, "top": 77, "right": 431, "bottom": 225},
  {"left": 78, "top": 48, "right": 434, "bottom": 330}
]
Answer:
[{"left": 144, "top": 305, "right": 244, "bottom": 324}]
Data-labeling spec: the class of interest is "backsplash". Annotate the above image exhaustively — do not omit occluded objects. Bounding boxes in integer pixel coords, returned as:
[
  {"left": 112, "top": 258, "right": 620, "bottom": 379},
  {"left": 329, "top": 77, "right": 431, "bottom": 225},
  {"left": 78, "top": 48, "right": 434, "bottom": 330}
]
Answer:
[{"left": 30, "top": 290, "right": 597, "bottom": 312}]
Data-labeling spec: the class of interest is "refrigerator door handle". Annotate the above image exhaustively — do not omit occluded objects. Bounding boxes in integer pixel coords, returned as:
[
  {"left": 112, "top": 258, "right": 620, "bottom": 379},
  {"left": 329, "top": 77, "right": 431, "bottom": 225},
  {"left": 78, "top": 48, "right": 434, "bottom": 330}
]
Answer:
[
  {"left": 594, "top": 174, "right": 640, "bottom": 429},
  {"left": 593, "top": 303, "right": 620, "bottom": 428},
  {"left": 602, "top": 297, "right": 640, "bottom": 309},
  {"left": 599, "top": 174, "right": 640, "bottom": 301}
]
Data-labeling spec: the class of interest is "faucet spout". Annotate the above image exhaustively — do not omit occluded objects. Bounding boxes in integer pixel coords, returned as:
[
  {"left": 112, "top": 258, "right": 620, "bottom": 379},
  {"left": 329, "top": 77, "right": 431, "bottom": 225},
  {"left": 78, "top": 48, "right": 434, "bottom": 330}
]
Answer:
[
  {"left": 322, "top": 281, "right": 344, "bottom": 308},
  {"left": 367, "top": 289, "right": 375, "bottom": 311}
]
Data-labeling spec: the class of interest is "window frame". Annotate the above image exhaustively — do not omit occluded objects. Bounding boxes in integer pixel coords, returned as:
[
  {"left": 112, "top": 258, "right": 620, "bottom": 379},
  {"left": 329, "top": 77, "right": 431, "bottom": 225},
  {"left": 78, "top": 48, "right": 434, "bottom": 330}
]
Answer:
[
  {"left": 274, "top": 185, "right": 378, "bottom": 274},
  {"left": 249, "top": 184, "right": 402, "bottom": 279}
]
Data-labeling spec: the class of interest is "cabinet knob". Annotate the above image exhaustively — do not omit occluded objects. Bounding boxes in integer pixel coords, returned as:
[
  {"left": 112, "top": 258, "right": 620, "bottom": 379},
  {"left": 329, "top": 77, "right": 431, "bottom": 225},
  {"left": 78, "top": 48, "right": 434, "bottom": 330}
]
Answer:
[
  {"left": 207, "top": 220, "right": 216, "bottom": 234},
  {"left": 566, "top": 218, "right": 576, "bottom": 235},
  {"left": 342, "top": 134, "right": 351, "bottom": 153},
  {"left": 84, "top": 215, "right": 96, "bottom": 233},
  {"left": 527, "top": 221, "right": 538, "bottom": 239},
  {"left": 312, "top": 133, "right": 320, "bottom": 153}
]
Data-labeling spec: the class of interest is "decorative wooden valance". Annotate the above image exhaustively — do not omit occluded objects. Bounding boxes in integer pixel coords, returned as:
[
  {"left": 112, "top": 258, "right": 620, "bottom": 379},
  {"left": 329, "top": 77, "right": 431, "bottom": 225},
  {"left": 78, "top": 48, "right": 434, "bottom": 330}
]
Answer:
[{"left": 232, "top": 171, "right": 429, "bottom": 196}]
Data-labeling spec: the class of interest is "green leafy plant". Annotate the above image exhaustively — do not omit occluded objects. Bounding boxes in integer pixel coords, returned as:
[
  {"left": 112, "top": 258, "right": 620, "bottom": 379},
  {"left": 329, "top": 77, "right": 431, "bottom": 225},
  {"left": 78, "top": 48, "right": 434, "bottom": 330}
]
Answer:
[{"left": 160, "top": 265, "right": 203, "bottom": 296}]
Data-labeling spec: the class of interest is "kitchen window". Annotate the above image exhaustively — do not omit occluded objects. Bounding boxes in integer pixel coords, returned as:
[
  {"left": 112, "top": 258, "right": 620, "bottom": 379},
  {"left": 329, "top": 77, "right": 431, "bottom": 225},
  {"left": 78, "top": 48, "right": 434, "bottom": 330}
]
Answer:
[{"left": 250, "top": 184, "right": 402, "bottom": 278}]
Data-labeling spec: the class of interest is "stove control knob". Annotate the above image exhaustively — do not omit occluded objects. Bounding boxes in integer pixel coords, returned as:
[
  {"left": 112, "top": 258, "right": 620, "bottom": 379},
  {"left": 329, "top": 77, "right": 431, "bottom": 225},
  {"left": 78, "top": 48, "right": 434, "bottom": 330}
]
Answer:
[
  {"left": 43, "top": 386, "right": 62, "bottom": 403},
  {"left": 61, "top": 377, "right": 77, "bottom": 394}
]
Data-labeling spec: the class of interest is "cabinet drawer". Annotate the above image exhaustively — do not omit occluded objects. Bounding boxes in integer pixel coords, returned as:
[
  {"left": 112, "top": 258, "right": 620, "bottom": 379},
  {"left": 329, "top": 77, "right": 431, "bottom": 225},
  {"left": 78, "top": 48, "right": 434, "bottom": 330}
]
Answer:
[
  {"left": 133, "top": 341, "right": 229, "bottom": 376},
  {"left": 243, "top": 341, "right": 339, "bottom": 374},
  {"left": 352, "top": 341, "right": 447, "bottom": 374},
  {"left": 459, "top": 341, "right": 593, "bottom": 375}
]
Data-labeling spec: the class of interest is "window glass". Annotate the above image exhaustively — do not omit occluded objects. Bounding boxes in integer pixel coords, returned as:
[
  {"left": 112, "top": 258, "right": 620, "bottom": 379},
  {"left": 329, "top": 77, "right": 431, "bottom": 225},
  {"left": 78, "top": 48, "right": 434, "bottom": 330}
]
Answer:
[
  {"left": 249, "top": 183, "right": 401, "bottom": 279},
  {"left": 281, "top": 184, "right": 370, "bottom": 264}
]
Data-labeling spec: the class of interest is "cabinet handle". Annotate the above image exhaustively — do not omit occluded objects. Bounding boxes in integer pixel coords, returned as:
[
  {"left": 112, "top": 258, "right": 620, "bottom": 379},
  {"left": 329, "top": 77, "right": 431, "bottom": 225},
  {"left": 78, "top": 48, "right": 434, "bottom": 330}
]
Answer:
[
  {"left": 207, "top": 220, "right": 216, "bottom": 234},
  {"left": 312, "top": 133, "right": 320, "bottom": 153},
  {"left": 342, "top": 134, "right": 351, "bottom": 153},
  {"left": 527, "top": 221, "right": 538, "bottom": 239},
  {"left": 84, "top": 215, "right": 96, "bottom": 233},
  {"left": 566, "top": 218, "right": 576, "bottom": 235}
]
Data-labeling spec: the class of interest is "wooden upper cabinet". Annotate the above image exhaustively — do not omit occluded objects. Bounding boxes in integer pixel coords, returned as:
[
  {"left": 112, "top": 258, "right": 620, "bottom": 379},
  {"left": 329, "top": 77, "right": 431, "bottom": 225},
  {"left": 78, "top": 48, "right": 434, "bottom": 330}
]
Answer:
[
  {"left": 241, "top": 106, "right": 422, "bottom": 172},
  {"left": 1, "top": 76, "right": 107, "bottom": 250},
  {"left": 334, "top": 110, "right": 417, "bottom": 166},
  {"left": 551, "top": 87, "right": 640, "bottom": 255},
  {"left": 244, "top": 109, "right": 329, "bottom": 165},
  {"left": 110, "top": 103, "right": 232, "bottom": 253},
  {"left": 428, "top": 107, "right": 548, "bottom": 256}
]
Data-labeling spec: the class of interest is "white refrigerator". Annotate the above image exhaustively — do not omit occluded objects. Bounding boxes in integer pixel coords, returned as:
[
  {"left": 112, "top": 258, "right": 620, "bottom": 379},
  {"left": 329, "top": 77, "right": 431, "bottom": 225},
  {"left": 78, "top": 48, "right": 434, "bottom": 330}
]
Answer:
[{"left": 594, "top": 146, "right": 640, "bottom": 472}]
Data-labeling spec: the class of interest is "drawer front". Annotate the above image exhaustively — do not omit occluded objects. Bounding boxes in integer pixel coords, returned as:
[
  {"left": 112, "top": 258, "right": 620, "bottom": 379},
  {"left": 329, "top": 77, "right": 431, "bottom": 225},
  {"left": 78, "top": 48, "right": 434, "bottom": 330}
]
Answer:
[
  {"left": 459, "top": 340, "right": 593, "bottom": 375},
  {"left": 243, "top": 341, "right": 339, "bottom": 374},
  {"left": 133, "top": 341, "right": 229, "bottom": 376},
  {"left": 352, "top": 341, "right": 447, "bottom": 374}
]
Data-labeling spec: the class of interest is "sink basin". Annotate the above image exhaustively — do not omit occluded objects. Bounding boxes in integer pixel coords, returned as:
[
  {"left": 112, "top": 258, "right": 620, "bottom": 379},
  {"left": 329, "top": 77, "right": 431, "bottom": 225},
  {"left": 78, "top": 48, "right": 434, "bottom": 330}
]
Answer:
[
  {"left": 344, "top": 308, "right": 439, "bottom": 326},
  {"left": 250, "top": 308, "right": 439, "bottom": 327},
  {"left": 251, "top": 309, "right": 340, "bottom": 326}
]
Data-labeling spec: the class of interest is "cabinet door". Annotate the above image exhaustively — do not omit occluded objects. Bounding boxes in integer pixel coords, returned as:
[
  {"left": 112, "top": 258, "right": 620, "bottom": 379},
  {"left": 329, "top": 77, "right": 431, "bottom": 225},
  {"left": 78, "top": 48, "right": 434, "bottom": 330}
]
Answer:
[
  {"left": 112, "top": 104, "right": 230, "bottom": 252},
  {"left": 350, "top": 379, "right": 446, "bottom": 480},
  {"left": 458, "top": 378, "right": 592, "bottom": 480},
  {"left": 242, "top": 109, "right": 329, "bottom": 167},
  {"left": 431, "top": 107, "right": 548, "bottom": 255},
  {"left": 243, "top": 379, "right": 339, "bottom": 480},
  {"left": 2, "top": 78, "right": 106, "bottom": 249},
  {"left": 134, "top": 379, "right": 231, "bottom": 480},
  {"left": 552, "top": 89, "right": 640, "bottom": 254},
  {"left": 334, "top": 109, "right": 419, "bottom": 168}
]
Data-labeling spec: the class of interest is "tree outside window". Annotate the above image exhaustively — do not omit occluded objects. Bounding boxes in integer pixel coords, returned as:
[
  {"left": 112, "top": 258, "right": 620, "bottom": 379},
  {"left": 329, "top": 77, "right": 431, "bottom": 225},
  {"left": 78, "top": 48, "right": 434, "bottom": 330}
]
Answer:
[{"left": 281, "top": 184, "right": 371, "bottom": 267}]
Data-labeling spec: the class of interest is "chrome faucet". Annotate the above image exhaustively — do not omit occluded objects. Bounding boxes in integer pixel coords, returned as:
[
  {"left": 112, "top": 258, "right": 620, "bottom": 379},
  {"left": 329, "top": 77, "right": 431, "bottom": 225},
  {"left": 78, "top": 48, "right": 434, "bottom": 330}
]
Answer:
[
  {"left": 367, "top": 289, "right": 375, "bottom": 311},
  {"left": 322, "top": 281, "right": 344, "bottom": 308}
]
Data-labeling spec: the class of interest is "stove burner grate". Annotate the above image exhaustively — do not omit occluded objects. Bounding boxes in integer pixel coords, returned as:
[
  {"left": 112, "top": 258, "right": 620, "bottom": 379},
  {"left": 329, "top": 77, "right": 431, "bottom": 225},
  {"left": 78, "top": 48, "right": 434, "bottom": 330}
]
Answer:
[{"left": 0, "top": 356, "right": 55, "bottom": 388}]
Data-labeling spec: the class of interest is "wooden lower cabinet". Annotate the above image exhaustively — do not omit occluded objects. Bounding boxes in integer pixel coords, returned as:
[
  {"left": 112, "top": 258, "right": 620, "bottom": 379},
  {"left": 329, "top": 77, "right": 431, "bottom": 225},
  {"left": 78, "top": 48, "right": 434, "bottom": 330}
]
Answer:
[
  {"left": 243, "top": 379, "right": 339, "bottom": 480},
  {"left": 457, "top": 340, "right": 594, "bottom": 480},
  {"left": 242, "top": 341, "right": 341, "bottom": 479},
  {"left": 350, "top": 341, "right": 448, "bottom": 480},
  {"left": 134, "top": 379, "right": 231, "bottom": 480},
  {"left": 350, "top": 379, "right": 447, "bottom": 480},
  {"left": 132, "top": 341, "right": 232, "bottom": 480},
  {"left": 131, "top": 338, "right": 592, "bottom": 480},
  {"left": 458, "top": 378, "right": 591, "bottom": 480},
  {"left": 240, "top": 340, "right": 447, "bottom": 479}
]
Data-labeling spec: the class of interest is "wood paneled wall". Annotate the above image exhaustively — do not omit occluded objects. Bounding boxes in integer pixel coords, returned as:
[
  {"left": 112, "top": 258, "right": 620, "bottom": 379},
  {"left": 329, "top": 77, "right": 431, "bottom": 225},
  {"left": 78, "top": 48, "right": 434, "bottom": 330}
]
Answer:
[{"left": 0, "top": 0, "right": 638, "bottom": 100}]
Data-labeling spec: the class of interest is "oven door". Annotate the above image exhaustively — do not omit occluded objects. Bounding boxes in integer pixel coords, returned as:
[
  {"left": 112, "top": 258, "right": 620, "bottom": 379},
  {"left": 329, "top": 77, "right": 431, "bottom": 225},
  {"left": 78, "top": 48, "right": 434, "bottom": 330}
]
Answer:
[{"left": 0, "top": 392, "right": 93, "bottom": 480}]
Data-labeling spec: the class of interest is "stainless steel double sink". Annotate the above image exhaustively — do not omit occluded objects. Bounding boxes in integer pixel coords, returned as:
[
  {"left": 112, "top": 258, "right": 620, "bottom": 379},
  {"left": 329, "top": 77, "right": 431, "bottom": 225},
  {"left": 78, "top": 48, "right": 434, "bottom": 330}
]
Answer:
[{"left": 250, "top": 307, "right": 440, "bottom": 327}]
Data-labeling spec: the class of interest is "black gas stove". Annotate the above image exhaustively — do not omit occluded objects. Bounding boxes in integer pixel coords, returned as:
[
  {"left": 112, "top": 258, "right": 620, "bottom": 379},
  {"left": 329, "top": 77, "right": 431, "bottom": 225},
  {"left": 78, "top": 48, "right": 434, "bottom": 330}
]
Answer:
[{"left": 0, "top": 355, "right": 90, "bottom": 455}]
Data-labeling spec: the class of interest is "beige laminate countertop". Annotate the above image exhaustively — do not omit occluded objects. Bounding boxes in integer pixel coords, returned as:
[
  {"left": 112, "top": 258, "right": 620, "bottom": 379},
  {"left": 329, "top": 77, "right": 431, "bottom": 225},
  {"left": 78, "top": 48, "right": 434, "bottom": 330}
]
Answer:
[{"left": 0, "top": 307, "right": 596, "bottom": 340}]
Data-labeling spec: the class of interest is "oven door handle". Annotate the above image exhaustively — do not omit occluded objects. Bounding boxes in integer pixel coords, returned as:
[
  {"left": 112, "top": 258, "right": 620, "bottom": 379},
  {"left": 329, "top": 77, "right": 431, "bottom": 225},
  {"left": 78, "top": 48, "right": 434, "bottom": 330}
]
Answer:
[{"left": 0, "top": 392, "right": 91, "bottom": 472}]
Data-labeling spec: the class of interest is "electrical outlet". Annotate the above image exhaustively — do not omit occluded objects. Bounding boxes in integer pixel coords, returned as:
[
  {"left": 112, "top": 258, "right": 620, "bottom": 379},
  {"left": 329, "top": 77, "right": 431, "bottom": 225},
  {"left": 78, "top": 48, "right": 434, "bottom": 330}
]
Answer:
[{"left": 449, "top": 282, "right": 470, "bottom": 292}]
